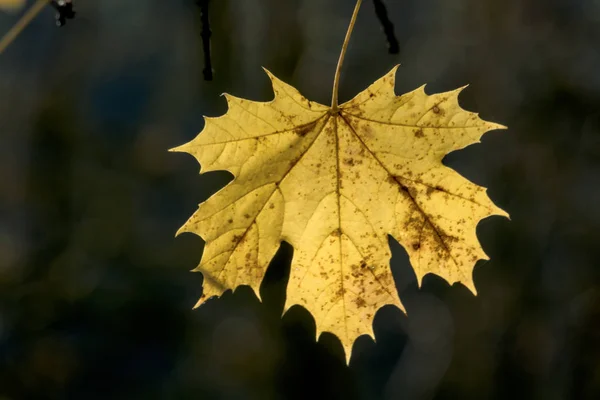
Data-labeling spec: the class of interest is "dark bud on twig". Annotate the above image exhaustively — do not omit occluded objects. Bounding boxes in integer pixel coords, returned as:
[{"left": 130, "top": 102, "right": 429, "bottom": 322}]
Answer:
[
  {"left": 196, "top": 0, "right": 213, "bottom": 81},
  {"left": 372, "top": 0, "right": 399, "bottom": 54},
  {"left": 50, "top": 0, "right": 76, "bottom": 27}
]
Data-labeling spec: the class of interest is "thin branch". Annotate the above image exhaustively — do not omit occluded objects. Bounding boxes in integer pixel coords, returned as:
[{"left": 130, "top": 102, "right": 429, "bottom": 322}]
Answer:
[
  {"left": 331, "top": 0, "right": 362, "bottom": 112},
  {"left": 0, "top": 0, "right": 47, "bottom": 56},
  {"left": 197, "top": 0, "right": 213, "bottom": 81},
  {"left": 50, "top": 0, "right": 76, "bottom": 27},
  {"left": 372, "top": 0, "right": 399, "bottom": 54}
]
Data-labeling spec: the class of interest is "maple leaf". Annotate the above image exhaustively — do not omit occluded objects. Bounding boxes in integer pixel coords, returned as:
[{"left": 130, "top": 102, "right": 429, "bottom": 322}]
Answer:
[{"left": 172, "top": 0, "right": 508, "bottom": 362}]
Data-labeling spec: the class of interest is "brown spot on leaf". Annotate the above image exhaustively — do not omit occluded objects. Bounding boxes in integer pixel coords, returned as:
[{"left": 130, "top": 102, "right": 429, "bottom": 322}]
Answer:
[
  {"left": 355, "top": 297, "right": 367, "bottom": 308},
  {"left": 334, "top": 287, "right": 346, "bottom": 299},
  {"left": 244, "top": 214, "right": 251, "bottom": 219},
  {"left": 414, "top": 129, "right": 424, "bottom": 138},
  {"left": 343, "top": 158, "right": 355, "bottom": 166},
  {"left": 295, "top": 125, "right": 312, "bottom": 137},
  {"left": 403, "top": 213, "right": 424, "bottom": 234},
  {"left": 412, "top": 242, "right": 421, "bottom": 250},
  {"left": 443, "top": 234, "right": 459, "bottom": 243},
  {"left": 433, "top": 105, "right": 441, "bottom": 114}
]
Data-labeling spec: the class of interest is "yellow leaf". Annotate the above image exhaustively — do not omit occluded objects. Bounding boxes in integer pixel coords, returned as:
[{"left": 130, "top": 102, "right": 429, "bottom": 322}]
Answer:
[
  {"left": 172, "top": 1, "right": 508, "bottom": 363},
  {"left": 172, "top": 65, "right": 507, "bottom": 360}
]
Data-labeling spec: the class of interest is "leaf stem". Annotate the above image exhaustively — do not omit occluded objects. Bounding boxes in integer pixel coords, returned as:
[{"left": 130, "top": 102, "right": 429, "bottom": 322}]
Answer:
[
  {"left": 0, "top": 0, "right": 47, "bottom": 56},
  {"left": 331, "top": 0, "right": 362, "bottom": 112}
]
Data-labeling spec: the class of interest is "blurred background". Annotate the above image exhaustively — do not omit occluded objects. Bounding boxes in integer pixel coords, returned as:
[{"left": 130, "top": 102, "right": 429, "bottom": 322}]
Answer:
[{"left": 0, "top": 0, "right": 599, "bottom": 398}]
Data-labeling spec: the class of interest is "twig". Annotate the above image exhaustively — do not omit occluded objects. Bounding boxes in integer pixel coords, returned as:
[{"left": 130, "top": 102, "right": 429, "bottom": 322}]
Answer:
[
  {"left": 197, "top": 0, "right": 213, "bottom": 81},
  {"left": 0, "top": 0, "right": 48, "bottom": 56},
  {"left": 372, "top": 0, "right": 399, "bottom": 54},
  {"left": 50, "top": 0, "right": 76, "bottom": 27}
]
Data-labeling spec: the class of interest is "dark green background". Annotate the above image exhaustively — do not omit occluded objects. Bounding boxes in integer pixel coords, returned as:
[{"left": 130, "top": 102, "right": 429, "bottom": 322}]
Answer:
[{"left": 0, "top": 0, "right": 599, "bottom": 398}]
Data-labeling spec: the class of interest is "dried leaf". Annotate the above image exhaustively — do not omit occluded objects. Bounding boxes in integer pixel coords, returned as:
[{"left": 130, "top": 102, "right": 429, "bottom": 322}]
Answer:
[{"left": 172, "top": 66, "right": 508, "bottom": 361}]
